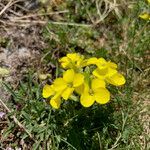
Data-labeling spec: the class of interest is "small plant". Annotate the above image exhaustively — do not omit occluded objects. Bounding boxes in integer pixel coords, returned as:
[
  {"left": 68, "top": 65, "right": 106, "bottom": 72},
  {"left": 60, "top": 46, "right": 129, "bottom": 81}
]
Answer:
[{"left": 43, "top": 53, "right": 126, "bottom": 109}]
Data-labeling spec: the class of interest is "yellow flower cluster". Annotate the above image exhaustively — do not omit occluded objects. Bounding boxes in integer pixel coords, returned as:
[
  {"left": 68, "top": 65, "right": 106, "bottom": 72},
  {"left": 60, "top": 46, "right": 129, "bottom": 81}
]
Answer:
[
  {"left": 42, "top": 53, "right": 126, "bottom": 109},
  {"left": 139, "top": 0, "right": 150, "bottom": 20}
]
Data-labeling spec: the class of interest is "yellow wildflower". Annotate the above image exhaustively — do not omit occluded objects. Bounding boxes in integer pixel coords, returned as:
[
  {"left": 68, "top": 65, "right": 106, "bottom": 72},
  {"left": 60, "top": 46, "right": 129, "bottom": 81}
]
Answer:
[
  {"left": 85, "top": 57, "right": 99, "bottom": 65},
  {"left": 80, "top": 78, "right": 110, "bottom": 107},
  {"left": 139, "top": 13, "right": 150, "bottom": 20},
  {"left": 93, "top": 68, "right": 125, "bottom": 86},
  {"left": 59, "top": 53, "right": 85, "bottom": 69},
  {"left": 96, "top": 58, "right": 117, "bottom": 69},
  {"left": 42, "top": 84, "right": 62, "bottom": 109},
  {"left": 92, "top": 58, "right": 117, "bottom": 80},
  {"left": 53, "top": 69, "right": 84, "bottom": 100},
  {"left": 93, "top": 67, "right": 116, "bottom": 79},
  {"left": 43, "top": 53, "right": 126, "bottom": 109},
  {"left": 90, "top": 57, "right": 125, "bottom": 86},
  {"left": 147, "top": 0, "right": 150, "bottom": 4},
  {"left": 106, "top": 72, "right": 126, "bottom": 86},
  {"left": 85, "top": 57, "right": 117, "bottom": 69},
  {"left": 42, "top": 69, "right": 84, "bottom": 108},
  {"left": 42, "top": 84, "right": 55, "bottom": 98},
  {"left": 50, "top": 91, "right": 62, "bottom": 109}
]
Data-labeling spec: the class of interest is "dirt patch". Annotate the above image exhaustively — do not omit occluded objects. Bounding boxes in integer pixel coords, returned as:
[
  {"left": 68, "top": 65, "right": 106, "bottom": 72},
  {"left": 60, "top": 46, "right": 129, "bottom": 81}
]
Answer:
[
  {"left": 0, "top": 0, "right": 48, "bottom": 101},
  {"left": 0, "top": 25, "right": 45, "bottom": 100}
]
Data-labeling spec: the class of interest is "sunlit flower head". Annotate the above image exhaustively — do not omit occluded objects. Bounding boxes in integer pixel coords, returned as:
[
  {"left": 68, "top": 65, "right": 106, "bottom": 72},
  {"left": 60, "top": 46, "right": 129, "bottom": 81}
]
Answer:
[
  {"left": 85, "top": 57, "right": 117, "bottom": 69},
  {"left": 42, "top": 84, "right": 55, "bottom": 98},
  {"left": 53, "top": 69, "right": 84, "bottom": 100},
  {"left": 92, "top": 58, "right": 118, "bottom": 80},
  {"left": 91, "top": 58, "right": 125, "bottom": 86},
  {"left": 106, "top": 72, "right": 126, "bottom": 86},
  {"left": 43, "top": 53, "right": 126, "bottom": 109},
  {"left": 50, "top": 91, "right": 62, "bottom": 109},
  {"left": 93, "top": 68, "right": 125, "bottom": 86},
  {"left": 42, "top": 84, "right": 62, "bottom": 109},
  {"left": 80, "top": 78, "right": 110, "bottom": 107},
  {"left": 59, "top": 53, "right": 85, "bottom": 70}
]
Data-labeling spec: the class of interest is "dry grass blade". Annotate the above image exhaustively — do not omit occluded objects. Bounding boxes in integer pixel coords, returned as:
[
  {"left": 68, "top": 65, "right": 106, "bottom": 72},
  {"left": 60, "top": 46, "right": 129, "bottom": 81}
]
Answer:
[
  {"left": 0, "top": 2, "right": 22, "bottom": 16},
  {"left": 0, "top": 0, "right": 23, "bottom": 16},
  {"left": 0, "top": 98, "right": 35, "bottom": 141},
  {"left": 12, "top": 10, "right": 69, "bottom": 20},
  {"left": 95, "top": 0, "right": 122, "bottom": 24},
  {"left": 0, "top": 0, "right": 13, "bottom": 16},
  {"left": 1, "top": 19, "right": 93, "bottom": 27}
]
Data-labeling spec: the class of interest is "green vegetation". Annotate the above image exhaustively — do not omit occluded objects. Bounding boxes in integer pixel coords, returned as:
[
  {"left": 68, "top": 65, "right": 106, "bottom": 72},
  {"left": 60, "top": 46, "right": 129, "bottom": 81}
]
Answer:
[{"left": 0, "top": 0, "right": 149, "bottom": 149}]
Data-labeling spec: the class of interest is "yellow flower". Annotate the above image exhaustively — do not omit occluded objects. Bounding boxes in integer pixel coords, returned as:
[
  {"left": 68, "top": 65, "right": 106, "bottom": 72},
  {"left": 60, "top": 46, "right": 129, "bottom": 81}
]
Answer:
[
  {"left": 53, "top": 69, "right": 84, "bottom": 100},
  {"left": 42, "top": 69, "right": 84, "bottom": 108},
  {"left": 139, "top": 13, "right": 150, "bottom": 20},
  {"left": 85, "top": 57, "right": 99, "bottom": 65},
  {"left": 96, "top": 58, "right": 117, "bottom": 69},
  {"left": 80, "top": 78, "right": 110, "bottom": 107},
  {"left": 59, "top": 53, "right": 85, "bottom": 69},
  {"left": 93, "top": 67, "right": 117, "bottom": 79},
  {"left": 43, "top": 53, "right": 126, "bottom": 109},
  {"left": 92, "top": 58, "right": 118, "bottom": 80},
  {"left": 50, "top": 91, "right": 62, "bottom": 109},
  {"left": 85, "top": 57, "right": 117, "bottom": 69},
  {"left": 42, "top": 84, "right": 62, "bottom": 109},
  {"left": 42, "top": 84, "right": 55, "bottom": 98},
  {"left": 93, "top": 68, "right": 125, "bottom": 86},
  {"left": 92, "top": 58, "right": 125, "bottom": 86},
  {"left": 106, "top": 73, "right": 126, "bottom": 86},
  {"left": 147, "top": 0, "right": 150, "bottom": 4}
]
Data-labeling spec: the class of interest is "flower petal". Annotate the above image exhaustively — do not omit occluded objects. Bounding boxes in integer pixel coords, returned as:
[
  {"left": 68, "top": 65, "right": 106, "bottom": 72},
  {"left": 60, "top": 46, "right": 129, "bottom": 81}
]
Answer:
[
  {"left": 76, "top": 56, "right": 84, "bottom": 68},
  {"left": 91, "top": 78, "right": 106, "bottom": 90},
  {"left": 53, "top": 78, "right": 67, "bottom": 91},
  {"left": 106, "top": 68, "right": 117, "bottom": 77},
  {"left": 50, "top": 92, "right": 61, "bottom": 109},
  {"left": 96, "top": 58, "right": 107, "bottom": 69},
  {"left": 106, "top": 73, "right": 126, "bottom": 86},
  {"left": 94, "top": 88, "right": 110, "bottom": 104},
  {"left": 107, "top": 61, "right": 117, "bottom": 69},
  {"left": 42, "top": 84, "right": 54, "bottom": 98},
  {"left": 50, "top": 98, "right": 61, "bottom": 109},
  {"left": 63, "top": 69, "right": 74, "bottom": 83},
  {"left": 62, "top": 87, "right": 74, "bottom": 100},
  {"left": 67, "top": 53, "right": 80, "bottom": 61},
  {"left": 80, "top": 92, "right": 95, "bottom": 107},
  {"left": 59, "top": 56, "right": 69, "bottom": 68},
  {"left": 75, "top": 84, "right": 84, "bottom": 95},
  {"left": 73, "top": 73, "right": 84, "bottom": 87},
  {"left": 139, "top": 13, "right": 150, "bottom": 20},
  {"left": 86, "top": 57, "right": 98, "bottom": 65},
  {"left": 59, "top": 53, "right": 84, "bottom": 69},
  {"left": 98, "top": 58, "right": 107, "bottom": 64},
  {"left": 92, "top": 68, "right": 107, "bottom": 79}
]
